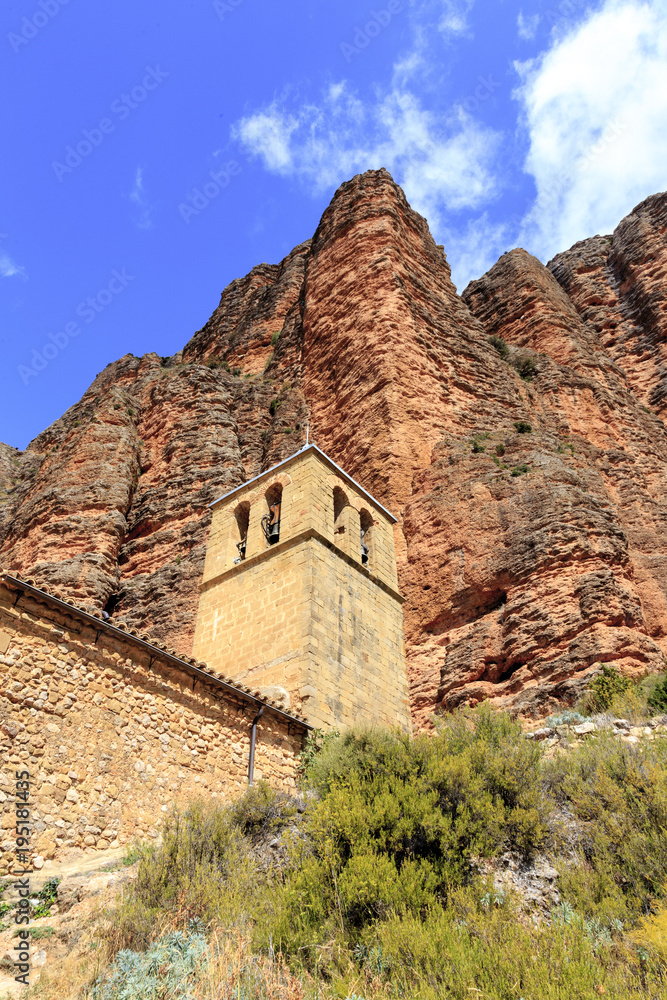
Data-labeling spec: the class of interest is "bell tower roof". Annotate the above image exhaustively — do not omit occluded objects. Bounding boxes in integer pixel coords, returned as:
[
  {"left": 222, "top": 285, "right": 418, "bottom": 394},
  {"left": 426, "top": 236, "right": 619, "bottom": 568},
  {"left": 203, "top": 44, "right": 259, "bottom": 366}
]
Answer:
[{"left": 210, "top": 443, "right": 397, "bottom": 524}]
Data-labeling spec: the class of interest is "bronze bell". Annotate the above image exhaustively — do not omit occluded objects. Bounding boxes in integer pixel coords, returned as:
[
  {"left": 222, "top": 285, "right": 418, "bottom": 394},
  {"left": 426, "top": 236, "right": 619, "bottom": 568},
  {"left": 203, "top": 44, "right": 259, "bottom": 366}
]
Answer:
[
  {"left": 262, "top": 502, "right": 281, "bottom": 544},
  {"left": 361, "top": 529, "right": 369, "bottom": 566}
]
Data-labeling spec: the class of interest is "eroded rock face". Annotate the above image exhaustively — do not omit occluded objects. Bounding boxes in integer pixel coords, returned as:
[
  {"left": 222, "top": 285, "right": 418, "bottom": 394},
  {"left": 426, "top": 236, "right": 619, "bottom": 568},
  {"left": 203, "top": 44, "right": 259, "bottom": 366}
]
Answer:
[
  {"left": 547, "top": 193, "right": 667, "bottom": 411},
  {"left": 0, "top": 352, "right": 309, "bottom": 652},
  {"left": 2, "top": 170, "right": 667, "bottom": 721}
]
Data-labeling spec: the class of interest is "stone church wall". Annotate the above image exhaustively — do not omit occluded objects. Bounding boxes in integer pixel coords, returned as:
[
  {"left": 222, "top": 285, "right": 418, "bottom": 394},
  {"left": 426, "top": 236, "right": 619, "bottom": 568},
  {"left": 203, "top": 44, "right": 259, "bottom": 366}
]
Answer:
[{"left": 0, "top": 581, "right": 304, "bottom": 873}]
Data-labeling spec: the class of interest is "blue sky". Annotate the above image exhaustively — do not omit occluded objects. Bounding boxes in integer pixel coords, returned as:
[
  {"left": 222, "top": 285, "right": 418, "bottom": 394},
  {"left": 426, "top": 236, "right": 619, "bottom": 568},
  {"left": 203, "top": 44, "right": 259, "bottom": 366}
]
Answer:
[{"left": 1, "top": 0, "right": 666, "bottom": 450}]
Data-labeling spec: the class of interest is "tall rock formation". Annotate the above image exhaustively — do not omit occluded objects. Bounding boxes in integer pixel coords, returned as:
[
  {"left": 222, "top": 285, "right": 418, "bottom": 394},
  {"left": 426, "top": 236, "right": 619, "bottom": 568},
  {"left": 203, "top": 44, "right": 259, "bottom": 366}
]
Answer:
[{"left": 1, "top": 172, "right": 666, "bottom": 724}]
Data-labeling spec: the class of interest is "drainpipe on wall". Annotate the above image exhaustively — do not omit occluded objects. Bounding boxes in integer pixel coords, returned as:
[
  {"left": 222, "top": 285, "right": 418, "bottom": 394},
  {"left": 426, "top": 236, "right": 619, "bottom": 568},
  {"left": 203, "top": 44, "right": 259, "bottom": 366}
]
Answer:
[{"left": 248, "top": 706, "right": 264, "bottom": 786}]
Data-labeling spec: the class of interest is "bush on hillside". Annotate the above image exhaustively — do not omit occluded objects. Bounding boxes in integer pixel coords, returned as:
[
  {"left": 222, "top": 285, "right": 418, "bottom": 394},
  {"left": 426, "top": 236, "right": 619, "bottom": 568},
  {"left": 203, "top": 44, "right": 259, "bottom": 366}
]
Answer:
[
  {"left": 272, "top": 709, "right": 549, "bottom": 954},
  {"left": 648, "top": 673, "right": 667, "bottom": 713},
  {"left": 107, "top": 707, "right": 667, "bottom": 996},
  {"left": 580, "top": 664, "right": 632, "bottom": 713},
  {"left": 368, "top": 898, "right": 638, "bottom": 1000},
  {"left": 512, "top": 354, "right": 538, "bottom": 380},
  {"left": 544, "top": 732, "right": 667, "bottom": 924},
  {"left": 109, "top": 784, "right": 295, "bottom": 952}
]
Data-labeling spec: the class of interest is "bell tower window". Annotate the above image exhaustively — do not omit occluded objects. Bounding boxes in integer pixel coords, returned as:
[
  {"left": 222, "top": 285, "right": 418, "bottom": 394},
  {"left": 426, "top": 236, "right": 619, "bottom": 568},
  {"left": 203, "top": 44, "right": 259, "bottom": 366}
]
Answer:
[
  {"left": 333, "top": 486, "right": 349, "bottom": 535},
  {"left": 233, "top": 502, "right": 250, "bottom": 563},
  {"left": 360, "top": 509, "right": 374, "bottom": 567},
  {"left": 262, "top": 483, "right": 283, "bottom": 545}
]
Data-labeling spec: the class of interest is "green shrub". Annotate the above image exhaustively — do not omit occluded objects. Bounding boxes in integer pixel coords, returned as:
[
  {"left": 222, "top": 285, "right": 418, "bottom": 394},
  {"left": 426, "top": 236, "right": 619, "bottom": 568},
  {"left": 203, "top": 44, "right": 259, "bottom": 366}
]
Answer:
[
  {"left": 112, "top": 784, "right": 298, "bottom": 952},
  {"left": 471, "top": 433, "right": 489, "bottom": 454},
  {"left": 32, "top": 878, "right": 60, "bottom": 918},
  {"left": 228, "top": 780, "right": 296, "bottom": 835},
  {"left": 514, "top": 421, "right": 532, "bottom": 433},
  {"left": 488, "top": 334, "right": 509, "bottom": 359},
  {"left": 364, "top": 896, "right": 646, "bottom": 1000},
  {"left": 513, "top": 354, "right": 538, "bottom": 380},
  {"left": 648, "top": 673, "right": 667, "bottom": 713},
  {"left": 511, "top": 463, "right": 529, "bottom": 476},
  {"left": 299, "top": 726, "right": 341, "bottom": 775},
  {"left": 269, "top": 397, "right": 280, "bottom": 416},
  {"left": 270, "top": 331, "right": 281, "bottom": 346},
  {"left": 232, "top": 367, "right": 242, "bottom": 377},
  {"left": 28, "top": 925, "right": 55, "bottom": 940},
  {"left": 544, "top": 733, "right": 667, "bottom": 924},
  {"left": 586, "top": 664, "right": 632, "bottom": 713},
  {"left": 495, "top": 443, "right": 505, "bottom": 456},
  {"left": 111, "top": 802, "right": 248, "bottom": 950},
  {"left": 274, "top": 711, "right": 549, "bottom": 955}
]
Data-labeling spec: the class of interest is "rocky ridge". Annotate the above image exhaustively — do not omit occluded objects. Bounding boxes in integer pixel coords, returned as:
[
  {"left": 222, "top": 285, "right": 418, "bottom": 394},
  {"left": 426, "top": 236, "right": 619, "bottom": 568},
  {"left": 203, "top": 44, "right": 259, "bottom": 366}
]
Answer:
[{"left": 1, "top": 171, "right": 666, "bottom": 723}]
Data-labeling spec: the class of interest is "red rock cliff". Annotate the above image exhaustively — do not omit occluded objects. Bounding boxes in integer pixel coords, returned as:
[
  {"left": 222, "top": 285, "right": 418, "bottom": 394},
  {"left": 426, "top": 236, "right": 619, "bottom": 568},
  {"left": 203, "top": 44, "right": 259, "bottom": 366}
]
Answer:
[{"left": 2, "top": 171, "right": 666, "bottom": 723}]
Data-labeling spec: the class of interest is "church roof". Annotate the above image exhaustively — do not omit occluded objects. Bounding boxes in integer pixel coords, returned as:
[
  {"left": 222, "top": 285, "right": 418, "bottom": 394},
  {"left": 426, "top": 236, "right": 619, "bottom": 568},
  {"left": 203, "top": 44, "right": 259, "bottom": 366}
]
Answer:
[
  {"left": 210, "top": 443, "right": 397, "bottom": 523},
  {"left": 0, "top": 570, "right": 311, "bottom": 730}
]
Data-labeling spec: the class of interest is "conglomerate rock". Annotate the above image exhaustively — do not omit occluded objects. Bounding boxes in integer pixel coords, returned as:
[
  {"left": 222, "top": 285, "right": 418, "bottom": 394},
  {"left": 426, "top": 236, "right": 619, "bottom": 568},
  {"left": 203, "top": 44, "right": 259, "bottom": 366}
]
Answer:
[{"left": 2, "top": 169, "right": 666, "bottom": 723}]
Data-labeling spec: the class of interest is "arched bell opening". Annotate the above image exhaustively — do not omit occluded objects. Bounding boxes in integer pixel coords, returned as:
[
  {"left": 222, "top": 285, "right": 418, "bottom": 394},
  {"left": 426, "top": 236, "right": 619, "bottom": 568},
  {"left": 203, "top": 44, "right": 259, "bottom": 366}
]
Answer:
[
  {"left": 233, "top": 501, "right": 250, "bottom": 563},
  {"left": 359, "top": 508, "right": 374, "bottom": 568},
  {"left": 333, "top": 486, "right": 350, "bottom": 537},
  {"left": 262, "top": 483, "right": 283, "bottom": 545}
]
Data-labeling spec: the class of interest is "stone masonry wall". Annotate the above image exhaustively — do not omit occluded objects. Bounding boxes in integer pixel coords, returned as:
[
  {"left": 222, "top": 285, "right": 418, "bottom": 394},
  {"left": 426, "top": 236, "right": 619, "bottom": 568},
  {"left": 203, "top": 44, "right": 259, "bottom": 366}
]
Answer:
[
  {"left": 195, "top": 532, "right": 410, "bottom": 731},
  {"left": 0, "top": 581, "right": 304, "bottom": 873},
  {"left": 303, "top": 536, "right": 410, "bottom": 731},
  {"left": 196, "top": 535, "right": 312, "bottom": 711}
]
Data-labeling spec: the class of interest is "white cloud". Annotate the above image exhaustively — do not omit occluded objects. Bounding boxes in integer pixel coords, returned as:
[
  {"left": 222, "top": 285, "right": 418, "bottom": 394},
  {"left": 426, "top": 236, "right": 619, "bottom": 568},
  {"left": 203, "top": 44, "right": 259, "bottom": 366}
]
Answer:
[
  {"left": 437, "top": 213, "right": 515, "bottom": 291},
  {"left": 0, "top": 236, "right": 26, "bottom": 279},
  {"left": 129, "top": 166, "right": 153, "bottom": 230},
  {"left": 232, "top": 83, "right": 501, "bottom": 239},
  {"left": 516, "top": 0, "right": 667, "bottom": 261},
  {"left": 437, "top": 0, "right": 475, "bottom": 36},
  {"left": 389, "top": 1, "right": 476, "bottom": 90},
  {"left": 517, "top": 10, "right": 540, "bottom": 40},
  {"left": 230, "top": 0, "right": 667, "bottom": 292}
]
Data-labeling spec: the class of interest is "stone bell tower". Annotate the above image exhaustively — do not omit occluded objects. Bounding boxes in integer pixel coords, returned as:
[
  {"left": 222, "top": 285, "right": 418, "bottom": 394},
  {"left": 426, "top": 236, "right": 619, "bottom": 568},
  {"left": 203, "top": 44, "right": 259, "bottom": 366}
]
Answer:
[{"left": 192, "top": 444, "right": 411, "bottom": 731}]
